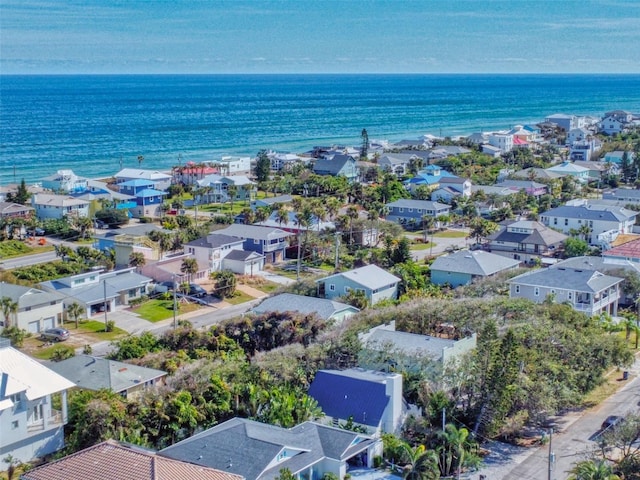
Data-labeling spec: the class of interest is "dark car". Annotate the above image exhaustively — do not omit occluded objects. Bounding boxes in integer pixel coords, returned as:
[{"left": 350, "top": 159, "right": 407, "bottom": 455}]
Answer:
[
  {"left": 601, "top": 415, "right": 623, "bottom": 431},
  {"left": 187, "top": 284, "right": 207, "bottom": 298},
  {"left": 27, "top": 227, "right": 45, "bottom": 236},
  {"left": 40, "top": 328, "right": 70, "bottom": 342}
]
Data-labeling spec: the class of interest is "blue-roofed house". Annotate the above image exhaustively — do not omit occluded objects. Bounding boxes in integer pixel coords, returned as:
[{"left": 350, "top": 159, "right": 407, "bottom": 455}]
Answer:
[
  {"left": 539, "top": 201, "right": 636, "bottom": 247},
  {"left": 385, "top": 199, "right": 451, "bottom": 229},
  {"left": 114, "top": 168, "right": 172, "bottom": 191},
  {"left": 312, "top": 154, "right": 358, "bottom": 182},
  {"left": 117, "top": 179, "right": 168, "bottom": 218},
  {"left": 308, "top": 369, "right": 405, "bottom": 436},
  {"left": 39, "top": 268, "right": 152, "bottom": 318},
  {"left": 158, "top": 417, "right": 381, "bottom": 480},
  {"left": 404, "top": 165, "right": 458, "bottom": 193},
  {"left": 315, "top": 265, "right": 400, "bottom": 305},
  {"left": 251, "top": 293, "right": 359, "bottom": 323}
]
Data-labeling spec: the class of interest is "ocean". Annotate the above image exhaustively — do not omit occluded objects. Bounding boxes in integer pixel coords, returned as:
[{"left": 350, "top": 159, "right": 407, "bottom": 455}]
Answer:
[{"left": 2, "top": 74, "right": 640, "bottom": 185}]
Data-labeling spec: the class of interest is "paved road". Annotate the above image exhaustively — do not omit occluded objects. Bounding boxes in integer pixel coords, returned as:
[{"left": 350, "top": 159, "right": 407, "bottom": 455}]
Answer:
[
  {"left": 485, "top": 356, "right": 640, "bottom": 480},
  {"left": 409, "top": 228, "right": 471, "bottom": 260}
]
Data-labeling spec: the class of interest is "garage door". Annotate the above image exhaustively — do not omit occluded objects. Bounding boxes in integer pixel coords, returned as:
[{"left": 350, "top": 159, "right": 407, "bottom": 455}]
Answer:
[
  {"left": 28, "top": 321, "right": 40, "bottom": 333},
  {"left": 42, "top": 317, "right": 55, "bottom": 329}
]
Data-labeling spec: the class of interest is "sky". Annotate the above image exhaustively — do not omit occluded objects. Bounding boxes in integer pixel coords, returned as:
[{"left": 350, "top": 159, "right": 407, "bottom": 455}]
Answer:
[{"left": 1, "top": 0, "right": 640, "bottom": 74}]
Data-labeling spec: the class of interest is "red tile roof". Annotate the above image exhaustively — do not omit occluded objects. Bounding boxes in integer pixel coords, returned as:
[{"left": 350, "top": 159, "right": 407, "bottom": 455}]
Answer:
[
  {"left": 22, "top": 440, "right": 244, "bottom": 480},
  {"left": 604, "top": 237, "right": 640, "bottom": 259}
]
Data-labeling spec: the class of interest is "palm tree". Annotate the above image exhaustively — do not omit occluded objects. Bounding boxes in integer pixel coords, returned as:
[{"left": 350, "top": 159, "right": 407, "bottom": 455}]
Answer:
[
  {"left": 438, "top": 424, "right": 472, "bottom": 478},
  {"left": 128, "top": 251, "right": 146, "bottom": 269},
  {"left": 67, "top": 302, "right": 84, "bottom": 329},
  {"left": 275, "top": 204, "right": 290, "bottom": 228},
  {"left": 180, "top": 257, "right": 199, "bottom": 283},
  {"left": 0, "top": 297, "right": 19, "bottom": 329},
  {"left": 398, "top": 442, "right": 440, "bottom": 480},
  {"left": 73, "top": 216, "right": 93, "bottom": 239},
  {"left": 254, "top": 206, "right": 270, "bottom": 224},
  {"left": 226, "top": 184, "right": 238, "bottom": 213},
  {"left": 346, "top": 205, "right": 359, "bottom": 245},
  {"left": 568, "top": 459, "right": 620, "bottom": 480}
]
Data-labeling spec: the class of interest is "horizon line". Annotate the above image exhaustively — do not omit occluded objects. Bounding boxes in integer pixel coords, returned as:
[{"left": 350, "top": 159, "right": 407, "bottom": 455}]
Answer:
[{"left": 2, "top": 72, "right": 640, "bottom": 77}]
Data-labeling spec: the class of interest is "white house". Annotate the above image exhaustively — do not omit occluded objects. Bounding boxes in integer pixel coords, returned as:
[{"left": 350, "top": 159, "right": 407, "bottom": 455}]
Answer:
[
  {"left": 40, "top": 170, "right": 88, "bottom": 194},
  {"left": 539, "top": 201, "right": 637, "bottom": 247},
  {"left": 0, "top": 339, "right": 75, "bottom": 468},
  {"left": 212, "top": 156, "right": 252, "bottom": 175},
  {"left": 31, "top": 193, "right": 90, "bottom": 220},
  {"left": 488, "top": 133, "right": 513, "bottom": 153},
  {"left": 0, "top": 283, "right": 64, "bottom": 333},
  {"left": 184, "top": 233, "right": 245, "bottom": 273}
]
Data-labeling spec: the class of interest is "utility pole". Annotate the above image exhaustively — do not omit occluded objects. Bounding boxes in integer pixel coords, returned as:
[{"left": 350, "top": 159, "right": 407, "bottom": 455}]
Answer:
[
  {"left": 103, "top": 280, "right": 108, "bottom": 330},
  {"left": 334, "top": 232, "right": 341, "bottom": 270},
  {"left": 173, "top": 276, "right": 178, "bottom": 330},
  {"left": 548, "top": 428, "right": 554, "bottom": 480}
]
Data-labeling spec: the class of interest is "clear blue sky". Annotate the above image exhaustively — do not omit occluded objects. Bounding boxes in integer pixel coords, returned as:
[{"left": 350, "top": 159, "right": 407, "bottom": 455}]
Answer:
[{"left": 2, "top": 0, "right": 639, "bottom": 74}]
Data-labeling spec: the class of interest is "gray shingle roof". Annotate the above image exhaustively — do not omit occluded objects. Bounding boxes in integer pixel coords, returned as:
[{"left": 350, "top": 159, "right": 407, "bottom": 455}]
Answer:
[
  {"left": 312, "top": 154, "right": 355, "bottom": 175},
  {"left": 47, "top": 355, "right": 166, "bottom": 393},
  {"left": 542, "top": 204, "right": 636, "bottom": 222},
  {"left": 159, "top": 418, "right": 375, "bottom": 480},
  {"left": 186, "top": 234, "right": 244, "bottom": 249},
  {"left": 317, "top": 265, "right": 400, "bottom": 291},
  {"left": 252, "top": 293, "right": 358, "bottom": 320},
  {"left": 508, "top": 268, "right": 623, "bottom": 292},
  {"left": 362, "top": 328, "right": 456, "bottom": 361},
  {"left": 487, "top": 220, "right": 568, "bottom": 246},
  {"left": 223, "top": 249, "right": 263, "bottom": 261},
  {"left": 0, "top": 282, "right": 64, "bottom": 309},
  {"left": 430, "top": 250, "right": 521, "bottom": 276}
]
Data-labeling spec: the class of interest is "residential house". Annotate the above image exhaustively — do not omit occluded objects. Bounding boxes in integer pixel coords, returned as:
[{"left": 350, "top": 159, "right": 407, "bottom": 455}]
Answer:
[
  {"left": 159, "top": 417, "right": 381, "bottom": 480},
  {"left": 251, "top": 194, "right": 293, "bottom": 211},
  {"left": 403, "top": 164, "right": 458, "bottom": 192},
  {"left": 566, "top": 127, "right": 592, "bottom": 145},
  {"left": 316, "top": 264, "right": 400, "bottom": 305},
  {"left": 0, "top": 202, "right": 34, "bottom": 220},
  {"left": 539, "top": 201, "right": 637, "bottom": 247},
  {"left": 114, "top": 168, "right": 172, "bottom": 191},
  {"left": 48, "top": 355, "right": 166, "bottom": 399},
  {"left": 312, "top": 153, "right": 358, "bottom": 182},
  {"left": 0, "top": 283, "right": 64, "bottom": 333},
  {"left": 118, "top": 180, "right": 168, "bottom": 218},
  {"left": 430, "top": 249, "right": 521, "bottom": 287},
  {"left": 508, "top": 267, "right": 622, "bottom": 316},
  {"left": 569, "top": 138, "right": 602, "bottom": 161},
  {"left": 184, "top": 233, "right": 245, "bottom": 273},
  {"left": 41, "top": 170, "right": 88, "bottom": 194},
  {"left": 0, "top": 339, "right": 75, "bottom": 467},
  {"left": 215, "top": 224, "right": 291, "bottom": 263},
  {"left": 493, "top": 180, "right": 547, "bottom": 197},
  {"left": 39, "top": 268, "right": 152, "bottom": 318},
  {"left": 545, "top": 113, "right": 584, "bottom": 132},
  {"left": 31, "top": 193, "right": 90, "bottom": 220},
  {"left": 510, "top": 167, "right": 562, "bottom": 182},
  {"left": 377, "top": 153, "right": 414, "bottom": 175},
  {"left": 604, "top": 150, "right": 635, "bottom": 165},
  {"left": 267, "top": 151, "right": 308, "bottom": 172},
  {"left": 488, "top": 133, "right": 513, "bottom": 153},
  {"left": 602, "top": 237, "right": 640, "bottom": 265},
  {"left": 212, "top": 156, "right": 252, "bottom": 175},
  {"left": 430, "top": 177, "right": 471, "bottom": 203},
  {"left": 385, "top": 199, "right": 451, "bottom": 229},
  {"left": 573, "top": 161, "right": 617, "bottom": 181},
  {"left": 94, "top": 224, "right": 166, "bottom": 252},
  {"left": 603, "top": 188, "right": 640, "bottom": 205},
  {"left": 481, "top": 144, "right": 502, "bottom": 158},
  {"left": 358, "top": 321, "right": 477, "bottom": 374},
  {"left": 140, "top": 254, "right": 210, "bottom": 285},
  {"left": 545, "top": 161, "right": 590, "bottom": 182},
  {"left": 485, "top": 220, "right": 568, "bottom": 263},
  {"left": 21, "top": 439, "right": 244, "bottom": 480},
  {"left": 600, "top": 111, "right": 635, "bottom": 136},
  {"left": 221, "top": 249, "right": 265, "bottom": 276},
  {"left": 308, "top": 369, "right": 405, "bottom": 436},
  {"left": 196, "top": 175, "right": 257, "bottom": 204},
  {"left": 251, "top": 293, "right": 359, "bottom": 323},
  {"left": 172, "top": 162, "right": 219, "bottom": 186},
  {"left": 427, "top": 146, "right": 471, "bottom": 161},
  {"left": 467, "top": 132, "right": 489, "bottom": 145}
]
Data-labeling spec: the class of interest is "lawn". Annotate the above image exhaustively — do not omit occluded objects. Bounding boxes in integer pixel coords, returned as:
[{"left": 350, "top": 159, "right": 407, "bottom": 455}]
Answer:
[
  {"left": 224, "top": 290, "right": 255, "bottom": 305},
  {"left": 433, "top": 230, "right": 468, "bottom": 239},
  {"left": 31, "top": 343, "right": 76, "bottom": 360},
  {"left": 132, "top": 299, "right": 200, "bottom": 322},
  {"left": 64, "top": 320, "right": 127, "bottom": 341},
  {"left": 0, "top": 240, "right": 54, "bottom": 258},
  {"left": 410, "top": 242, "right": 435, "bottom": 250}
]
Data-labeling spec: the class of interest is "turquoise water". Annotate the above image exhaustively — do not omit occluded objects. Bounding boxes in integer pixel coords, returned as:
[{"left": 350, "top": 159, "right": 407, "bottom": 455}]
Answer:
[{"left": 2, "top": 74, "right": 640, "bottom": 184}]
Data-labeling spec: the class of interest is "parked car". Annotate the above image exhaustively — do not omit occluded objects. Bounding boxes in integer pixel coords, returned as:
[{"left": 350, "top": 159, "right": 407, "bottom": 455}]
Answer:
[
  {"left": 187, "top": 284, "right": 207, "bottom": 298},
  {"left": 27, "top": 227, "right": 45, "bottom": 236},
  {"left": 40, "top": 328, "right": 70, "bottom": 342},
  {"left": 601, "top": 415, "right": 623, "bottom": 431}
]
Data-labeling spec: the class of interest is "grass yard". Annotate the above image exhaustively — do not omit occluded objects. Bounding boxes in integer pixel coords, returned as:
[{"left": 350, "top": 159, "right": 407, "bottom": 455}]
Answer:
[
  {"left": 0, "top": 240, "right": 54, "bottom": 258},
  {"left": 410, "top": 242, "right": 435, "bottom": 250},
  {"left": 132, "top": 299, "right": 200, "bottom": 322},
  {"left": 63, "top": 320, "right": 127, "bottom": 341},
  {"left": 224, "top": 290, "right": 255, "bottom": 305},
  {"left": 433, "top": 230, "right": 468, "bottom": 239},
  {"left": 31, "top": 343, "right": 76, "bottom": 360}
]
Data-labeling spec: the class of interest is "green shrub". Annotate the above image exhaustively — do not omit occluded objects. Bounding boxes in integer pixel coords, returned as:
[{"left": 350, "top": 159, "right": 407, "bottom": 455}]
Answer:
[
  {"left": 50, "top": 345, "right": 75, "bottom": 362},
  {"left": 105, "top": 320, "right": 116, "bottom": 332}
]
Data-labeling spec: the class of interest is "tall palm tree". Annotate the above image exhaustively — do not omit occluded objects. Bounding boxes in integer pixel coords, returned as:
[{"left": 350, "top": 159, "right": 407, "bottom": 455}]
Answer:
[
  {"left": 0, "top": 297, "right": 19, "bottom": 329},
  {"left": 180, "top": 257, "right": 199, "bottom": 283},
  {"left": 568, "top": 459, "right": 620, "bottom": 480},
  {"left": 128, "top": 251, "right": 146, "bottom": 269},
  {"left": 226, "top": 184, "right": 238, "bottom": 213}
]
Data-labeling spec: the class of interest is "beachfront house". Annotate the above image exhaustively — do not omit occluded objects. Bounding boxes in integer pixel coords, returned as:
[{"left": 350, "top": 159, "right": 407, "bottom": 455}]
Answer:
[
  {"left": 31, "top": 193, "right": 90, "bottom": 220},
  {"left": 312, "top": 153, "right": 359, "bottom": 182},
  {"left": 211, "top": 156, "right": 252, "bottom": 175},
  {"left": 508, "top": 267, "right": 622, "bottom": 316},
  {"left": 0, "top": 339, "right": 75, "bottom": 468},
  {"left": 488, "top": 133, "right": 513, "bottom": 153},
  {"left": 172, "top": 162, "right": 219, "bottom": 186},
  {"left": 41, "top": 170, "right": 88, "bottom": 194},
  {"left": 114, "top": 168, "right": 172, "bottom": 191},
  {"left": 316, "top": 264, "right": 400, "bottom": 305},
  {"left": 196, "top": 175, "right": 257, "bottom": 204},
  {"left": 0, "top": 282, "right": 65, "bottom": 333}
]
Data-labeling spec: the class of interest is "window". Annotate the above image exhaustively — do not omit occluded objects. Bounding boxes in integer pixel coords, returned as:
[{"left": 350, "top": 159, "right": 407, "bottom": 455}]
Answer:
[
  {"left": 11, "top": 421, "right": 19, "bottom": 430},
  {"left": 329, "top": 284, "right": 335, "bottom": 291},
  {"left": 344, "top": 286, "right": 351, "bottom": 294},
  {"left": 10, "top": 394, "right": 22, "bottom": 410},
  {"left": 398, "top": 208, "right": 404, "bottom": 213},
  {"left": 534, "top": 287, "right": 540, "bottom": 296},
  {"left": 564, "top": 219, "right": 568, "bottom": 226},
  {"left": 128, "top": 289, "right": 137, "bottom": 297},
  {"left": 553, "top": 218, "right": 557, "bottom": 225},
  {"left": 515, "top": 285, "right": 520, "bottom": 294},
  {"left": 568, "top": 292, "right": 573, "bottom": 300},
  {"left": 30, "top": 404, "right": 44, "bottom": 423}
]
